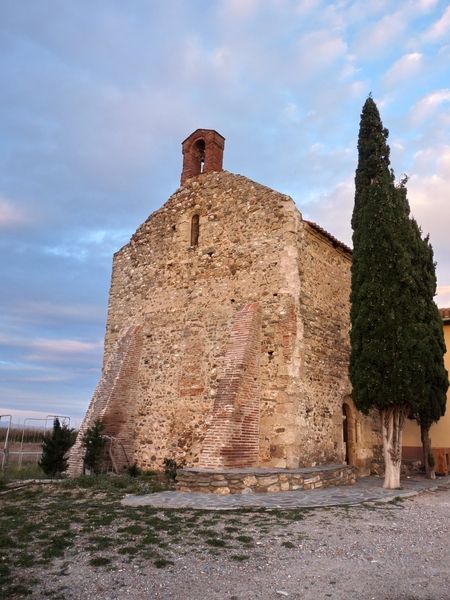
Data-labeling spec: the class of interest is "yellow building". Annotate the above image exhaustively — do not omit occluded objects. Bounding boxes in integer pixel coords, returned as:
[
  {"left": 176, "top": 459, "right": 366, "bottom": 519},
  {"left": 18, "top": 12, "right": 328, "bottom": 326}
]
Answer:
[{"left": 403, "top": 308, "right": 450, "bottom": 475}]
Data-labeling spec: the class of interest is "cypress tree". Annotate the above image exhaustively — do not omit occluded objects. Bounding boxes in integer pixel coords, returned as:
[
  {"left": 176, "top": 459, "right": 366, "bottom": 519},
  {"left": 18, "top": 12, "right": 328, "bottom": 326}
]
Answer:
[
  {"left": 350, "top": 97, "right": 422, "bottom": 489},
  {"left": 408, "top": 220, "right": 448, "bottom": 478},
  {"left": 39, "top": 418, "right": 76, "bottom": 477}
]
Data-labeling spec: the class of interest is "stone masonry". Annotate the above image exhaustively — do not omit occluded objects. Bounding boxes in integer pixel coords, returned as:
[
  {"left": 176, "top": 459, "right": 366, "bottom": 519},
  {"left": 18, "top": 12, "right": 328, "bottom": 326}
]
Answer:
[
  {"left": 176, "top": 465, "right": 356, "bottom": 495},
  {"left": 69, "top": 128, "right": 381, "bottom": 478}
]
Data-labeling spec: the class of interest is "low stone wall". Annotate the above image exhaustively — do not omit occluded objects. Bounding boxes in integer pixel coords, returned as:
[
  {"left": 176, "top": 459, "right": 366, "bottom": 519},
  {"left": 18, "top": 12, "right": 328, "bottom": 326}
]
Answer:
[{"left": 176, "top": 464, "right": 356, "bottom": 495}]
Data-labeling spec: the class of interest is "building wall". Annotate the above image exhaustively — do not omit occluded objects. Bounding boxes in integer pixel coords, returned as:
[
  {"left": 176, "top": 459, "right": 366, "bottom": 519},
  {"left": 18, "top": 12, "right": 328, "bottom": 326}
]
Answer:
[
  {"left": 73, "top": 169, "right": 381, "bottom": 474},
  {"left": 103, "top": 171, "right": 306, "bottom": 470},
  {"left": 295, "top": 223, "right": 380, "bottom": 474},
  {"left": 403, "top": 321, "right": 450, "bottom": 473}
]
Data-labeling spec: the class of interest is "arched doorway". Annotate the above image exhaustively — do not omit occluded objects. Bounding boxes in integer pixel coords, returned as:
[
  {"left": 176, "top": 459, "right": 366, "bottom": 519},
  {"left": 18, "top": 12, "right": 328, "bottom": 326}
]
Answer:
[{"left": 342, "top": 402, "right": 356, "bottom": 466}]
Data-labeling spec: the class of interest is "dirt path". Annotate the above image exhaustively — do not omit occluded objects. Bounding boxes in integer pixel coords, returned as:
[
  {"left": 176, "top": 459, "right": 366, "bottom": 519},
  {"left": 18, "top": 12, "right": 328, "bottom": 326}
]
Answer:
[{"left": 16, "top": 487, "right": 449, "bottom": 600}]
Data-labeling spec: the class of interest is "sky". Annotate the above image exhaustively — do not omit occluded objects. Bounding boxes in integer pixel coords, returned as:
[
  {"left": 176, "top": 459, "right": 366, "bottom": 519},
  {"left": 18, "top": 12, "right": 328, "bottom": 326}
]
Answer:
[{"left": 1, "top": 0, "right": 450, "bottom": 426}]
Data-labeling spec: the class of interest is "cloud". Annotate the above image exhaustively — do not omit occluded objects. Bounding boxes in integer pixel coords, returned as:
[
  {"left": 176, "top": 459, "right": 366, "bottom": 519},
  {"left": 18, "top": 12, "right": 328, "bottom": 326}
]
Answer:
[
  {"left": 294, "top": 30, "right": 348, "bottom": 76},
  {"left": 356, "top": 10, "right": 407, "bottom": 55},
  {"left": 408, "top": 145, "right": 450, "bottom": 296},
  {"left": 9, "top": 301, "right": 104, "bottom": 323},
  {"left": 0, "top": 197, "right": 28, "bottom": 228},
  {"left": 423, "top": 5, "right": 450, "bottom": 41},
  {"left": 416, "top": 0, "right": 438, "bottom": 10},
  {"left": 410, "top": 89, "right": 450, "bottom": 121},
  {"left": 0, "top": 407, "right": 61, "bottom": 422},
  {"left": 0, "top": 333, "right": 102, "bottom": 360},
  {"left": 29, "top": 339, "right": 102, "bottom": 355},
  {"left": 42, "top": 227, "right": 131, "bottom": 262},
  {"left": 24, "top": 339, "right": 102, "bottom": 365},
  {"left": 302, "top": 178, "right": 354, "bottom": 247},
  {"left": 219, "top": 0, "right": 260, "bottom": 21},
  {"left": 0, "top": 0, "right": 449, "bottom": 424},
  {"left": 384, "top": 53, "right": 423, "bottom": 86},
  {"left": 436, "top": 285, "right": 450, "bottom": 308}
]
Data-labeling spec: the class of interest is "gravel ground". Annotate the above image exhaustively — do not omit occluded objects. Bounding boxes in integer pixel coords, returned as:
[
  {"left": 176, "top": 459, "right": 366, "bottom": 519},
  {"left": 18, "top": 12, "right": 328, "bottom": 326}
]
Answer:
[{"left": 23, "top": 487, "right": 450, "bottom": 600}]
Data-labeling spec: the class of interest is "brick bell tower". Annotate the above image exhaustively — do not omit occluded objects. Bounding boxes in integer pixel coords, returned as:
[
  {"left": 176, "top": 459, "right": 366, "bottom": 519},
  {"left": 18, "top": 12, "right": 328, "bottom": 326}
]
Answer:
[{"left": 181, "top": 129, "right": 225, "bottom": 185}]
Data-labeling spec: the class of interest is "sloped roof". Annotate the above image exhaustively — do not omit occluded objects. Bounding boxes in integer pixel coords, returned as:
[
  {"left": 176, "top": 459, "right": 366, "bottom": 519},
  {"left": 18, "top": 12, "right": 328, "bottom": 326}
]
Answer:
[{"left": 304, "top": 220, "right": 352, "bottom": 255}]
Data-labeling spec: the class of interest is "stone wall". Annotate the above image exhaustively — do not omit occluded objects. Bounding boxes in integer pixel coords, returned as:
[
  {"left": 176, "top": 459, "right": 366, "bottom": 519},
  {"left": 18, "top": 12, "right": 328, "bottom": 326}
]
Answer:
[
  {"left": 68, "top": 325, "right": 143, "bottom": 476},
  {"left": 101, "top": 171, "right": 306, "bottom": 471},
  {"left": 78, "top": 167, "right": 381, "bottom": 474},
  {"left": 176, "top": 465, "right": 357, "bottom": 495}
]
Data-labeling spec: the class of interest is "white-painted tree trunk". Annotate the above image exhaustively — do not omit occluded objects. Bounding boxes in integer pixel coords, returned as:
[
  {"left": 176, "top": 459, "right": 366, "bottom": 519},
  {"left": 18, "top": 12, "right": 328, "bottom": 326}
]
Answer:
[{"left": 381, "top": 406, "right": 407, "bottom": 489}]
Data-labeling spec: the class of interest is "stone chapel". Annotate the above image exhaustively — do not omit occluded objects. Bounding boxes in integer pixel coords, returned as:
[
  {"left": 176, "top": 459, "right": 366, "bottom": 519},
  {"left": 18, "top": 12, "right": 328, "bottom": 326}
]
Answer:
[{"left": 68, "top": 129, "right": 381, "bottom": 479}]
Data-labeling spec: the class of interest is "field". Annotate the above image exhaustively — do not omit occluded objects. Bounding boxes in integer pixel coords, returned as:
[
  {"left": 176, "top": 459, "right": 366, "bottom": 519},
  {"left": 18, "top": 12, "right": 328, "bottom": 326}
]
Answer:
[{"left": 0, "top": 474, "right": 449, "bottom": 599}]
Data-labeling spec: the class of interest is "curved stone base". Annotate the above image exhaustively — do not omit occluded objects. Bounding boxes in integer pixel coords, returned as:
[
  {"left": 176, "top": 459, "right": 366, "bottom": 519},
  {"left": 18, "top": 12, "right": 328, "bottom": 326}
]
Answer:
[{"left": 176, "top": 464, "right": 356, "bottom": 495}]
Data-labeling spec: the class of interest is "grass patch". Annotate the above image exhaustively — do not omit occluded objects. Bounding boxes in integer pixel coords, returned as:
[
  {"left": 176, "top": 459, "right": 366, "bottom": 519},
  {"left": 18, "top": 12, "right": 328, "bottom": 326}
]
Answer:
[
  {"left": 118, "top": 546, "right": 139, "bottom": 555},
  {"left": 43, "top": 533, "right": 74, "bottom": 559},
  {"left": 16, "top": 553, "right": 36, "bottom": 567},
  {"left": 142, "top": 534, "right": 161, "bottom": 545},
  {"left": 117, "top": 524, "right": 144, "bottom": 535},
  {"left": 3, "top": 583, "right": 33, "bottom": 597},
  {"left": 205, "top": 538, "right": 227, "bottom": 548},
  {"left": 89, "top": 556, "right": 111, "bottom": 567},
  {"left": 88, "top": 536, "right": 114, "bottom": 550},
  {"left": 0, "top": 463, "right": 46, "bottom": 482},
  {"left": 0, "top": 475, "right": 351, "bottom": 597},
  {"left": 154, "top": 558, "right": 173, "bottom": 568},
  {"left": 224, "top": 525, "right": 240, "bottom": 533},
  {"left": 236, "top": 535, "right": 254, "bottom": 544}
]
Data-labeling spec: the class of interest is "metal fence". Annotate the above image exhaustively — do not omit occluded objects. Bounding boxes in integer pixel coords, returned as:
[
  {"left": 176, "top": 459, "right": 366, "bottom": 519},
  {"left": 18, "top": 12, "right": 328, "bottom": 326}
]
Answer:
[{"left": 0, "top": 414, "right": 71, "bottom": 470}]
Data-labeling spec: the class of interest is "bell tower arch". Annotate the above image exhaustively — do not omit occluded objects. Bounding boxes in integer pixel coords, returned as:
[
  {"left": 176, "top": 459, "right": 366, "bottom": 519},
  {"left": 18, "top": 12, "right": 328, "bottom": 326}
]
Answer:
[{"left": 181, "top": 129, "right": 225, "bottom": 185}]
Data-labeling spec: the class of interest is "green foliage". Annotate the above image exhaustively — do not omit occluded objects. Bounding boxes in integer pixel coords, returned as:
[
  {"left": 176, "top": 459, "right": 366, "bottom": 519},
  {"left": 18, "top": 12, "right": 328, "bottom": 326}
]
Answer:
[
  {"left": 350, "top": 97, "right": 431, "bottom": 415},
  {"left": 38, "top": 418, "right": 76, "bottom": 478},
  {"left": 163, "top": 458, "right": 179, "bottom": 481},
  {"left": 81, "top": 420, "right": 106, "bottom": 474},
  {"left": 127, "top": 462, "right": 141, "bottom": 477},
  {"left": 407, "top": 221, "right": 448, "bottom": 431}
]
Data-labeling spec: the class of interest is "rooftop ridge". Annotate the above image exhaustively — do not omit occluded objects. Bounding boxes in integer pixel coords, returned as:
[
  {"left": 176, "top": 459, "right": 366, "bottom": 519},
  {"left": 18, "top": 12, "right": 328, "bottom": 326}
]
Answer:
[{"left": 304, "top": 220, "right": 352, "bottom": 255}]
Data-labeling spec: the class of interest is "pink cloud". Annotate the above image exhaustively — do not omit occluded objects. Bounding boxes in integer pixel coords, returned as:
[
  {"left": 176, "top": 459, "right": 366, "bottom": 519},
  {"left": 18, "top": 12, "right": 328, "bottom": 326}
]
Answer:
[
  {"left": 0, "top": 197, "right": 28, "bottom": 228},
  {"left": 423, "top": 5, "right": 450, "bottom": 41}
]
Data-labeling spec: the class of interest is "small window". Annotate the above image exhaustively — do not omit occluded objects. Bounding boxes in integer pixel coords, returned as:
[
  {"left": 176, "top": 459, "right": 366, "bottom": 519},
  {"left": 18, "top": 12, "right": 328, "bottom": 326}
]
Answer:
[
  {"left": 194, "top": 139, "right": 205, "bottom": 174},
  {"left": 191, "top": 214, "right": 200, "bottom": 246}
]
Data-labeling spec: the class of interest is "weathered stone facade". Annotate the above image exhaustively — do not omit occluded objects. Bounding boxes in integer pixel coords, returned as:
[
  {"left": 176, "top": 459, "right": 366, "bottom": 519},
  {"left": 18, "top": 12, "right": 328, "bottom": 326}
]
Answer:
[
  {"left": 176, "top": 465, "right": 356, "bottom": 494},
  {"left": 69, "top": 129, "right": 380, "bottom": 478}
]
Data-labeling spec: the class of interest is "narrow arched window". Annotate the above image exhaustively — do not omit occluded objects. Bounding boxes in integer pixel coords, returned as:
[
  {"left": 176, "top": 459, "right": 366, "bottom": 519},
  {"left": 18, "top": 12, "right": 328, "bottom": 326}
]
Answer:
[{"left": 191, "top": 214, "right": 200, "bottom": 246}]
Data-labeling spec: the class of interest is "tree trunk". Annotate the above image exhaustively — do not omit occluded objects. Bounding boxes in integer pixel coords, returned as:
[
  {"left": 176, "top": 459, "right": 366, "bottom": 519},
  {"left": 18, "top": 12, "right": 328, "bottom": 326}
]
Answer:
[
  {"left": 381, "top": 406, "right": 407, "bottom": 489},
  {"left": 420, "top": 423, "right": 436, "bottom": 479}
]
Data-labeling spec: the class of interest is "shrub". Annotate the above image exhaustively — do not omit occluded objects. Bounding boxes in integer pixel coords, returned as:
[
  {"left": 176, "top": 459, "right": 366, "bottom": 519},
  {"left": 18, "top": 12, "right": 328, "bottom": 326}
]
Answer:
[
  {"left": 163, "top": 458, "right": 179, "bottom": 481},
  {"left": 127, "top": 462, "right": 141, "bottom": 478},
  {"left": 82, "top": 420, "right": 106, "bottom": 475},
  {"left": 39, "top": 418, "right": 76, "bottom": 477}
]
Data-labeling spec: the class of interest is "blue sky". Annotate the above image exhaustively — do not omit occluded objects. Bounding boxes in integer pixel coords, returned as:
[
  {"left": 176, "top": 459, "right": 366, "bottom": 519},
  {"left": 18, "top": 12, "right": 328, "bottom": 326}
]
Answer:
[{"left": 1, "top": 0, "right": 450, "bottom": 425}]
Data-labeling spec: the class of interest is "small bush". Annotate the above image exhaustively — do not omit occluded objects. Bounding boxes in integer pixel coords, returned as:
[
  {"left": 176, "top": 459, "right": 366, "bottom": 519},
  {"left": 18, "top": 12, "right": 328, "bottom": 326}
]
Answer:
[
  {"left": 127, "top": 462, "right": 141, "bottom": 477},
  {"left": 163, "top": 458, "right": 179, "bottom": 481},
  {"left": 39, "top": 418, "right": 76, "bottom": 478},
  {"left": 82, "top": 420, "right": 106, "bottom": 474}
]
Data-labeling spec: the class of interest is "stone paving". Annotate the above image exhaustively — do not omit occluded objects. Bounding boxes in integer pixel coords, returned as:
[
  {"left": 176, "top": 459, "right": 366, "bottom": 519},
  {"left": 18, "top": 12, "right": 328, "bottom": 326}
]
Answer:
[{"left": 122, "top": 474, "right": 450, "bottom": 510}]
